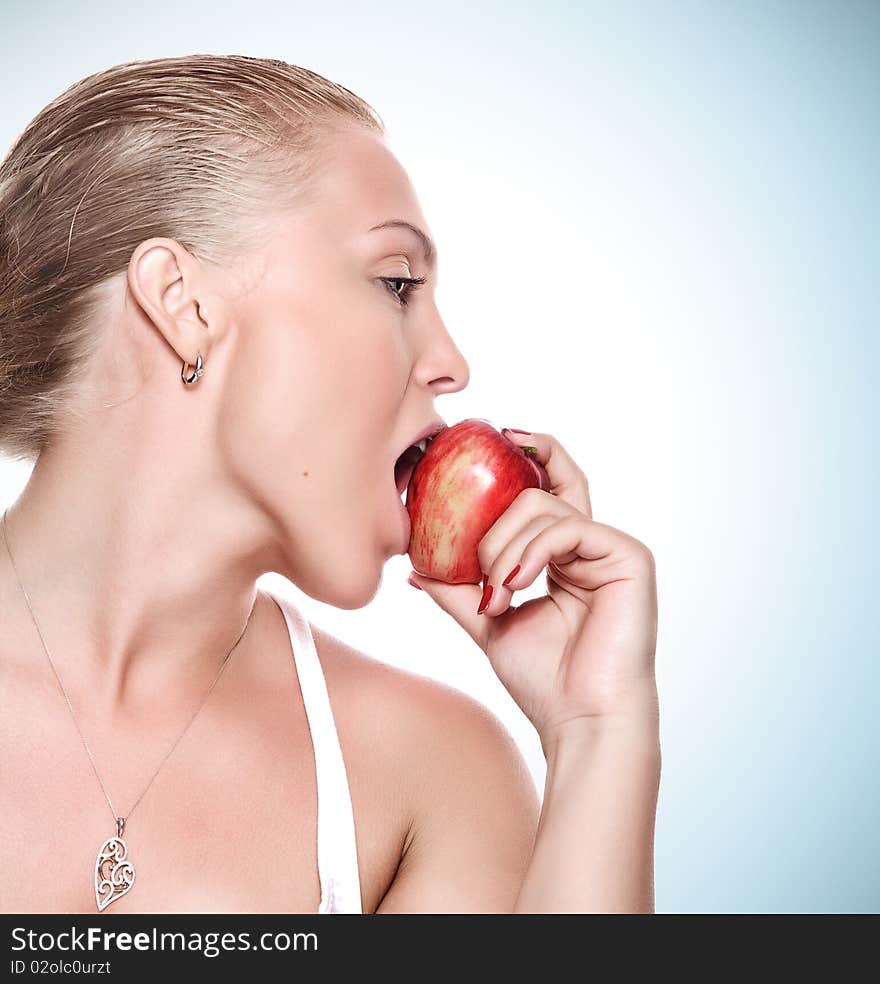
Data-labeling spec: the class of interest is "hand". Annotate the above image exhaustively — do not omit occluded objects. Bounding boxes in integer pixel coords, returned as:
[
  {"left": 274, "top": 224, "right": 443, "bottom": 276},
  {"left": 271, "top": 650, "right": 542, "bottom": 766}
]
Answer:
[{"left": 408, "top": 428, "right": 659, "bottom": 748}]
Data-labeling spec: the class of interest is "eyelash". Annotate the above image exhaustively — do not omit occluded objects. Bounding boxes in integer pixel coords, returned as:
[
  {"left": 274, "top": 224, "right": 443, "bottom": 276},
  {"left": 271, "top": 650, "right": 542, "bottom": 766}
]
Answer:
[{"left": 380, "top": 276, "right": 427, "bottom": 307}]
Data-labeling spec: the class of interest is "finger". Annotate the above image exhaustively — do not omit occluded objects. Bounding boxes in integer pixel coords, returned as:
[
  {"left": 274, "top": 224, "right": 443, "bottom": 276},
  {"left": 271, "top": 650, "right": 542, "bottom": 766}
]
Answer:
[
  {"left": 480, "top": 514, "right": 646, "bottom": 616},
  {"left": 501, "top": 428, "right": 592, "bottom": 518},
  {"left": 407, "top": 571, "right": 490, "bottom": 651},
  {"left": 476, "top": 485, "right": 572, "bottom": 580},
  {"left": 476, "top": 511, "right": 558, "bottom": 615},
  {"left": 410, "top": 508, "right": 560, "bottom": 636}
]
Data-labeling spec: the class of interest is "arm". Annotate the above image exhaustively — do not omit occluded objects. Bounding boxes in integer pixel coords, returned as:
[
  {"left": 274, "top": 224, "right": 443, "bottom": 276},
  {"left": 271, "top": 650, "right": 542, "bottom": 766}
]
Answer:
[
  {"left": 406, "top": 427, "right": 662, "bottom": 913},
  {"left": 514, "top": 694, "right": 662, "bottom": 913}
]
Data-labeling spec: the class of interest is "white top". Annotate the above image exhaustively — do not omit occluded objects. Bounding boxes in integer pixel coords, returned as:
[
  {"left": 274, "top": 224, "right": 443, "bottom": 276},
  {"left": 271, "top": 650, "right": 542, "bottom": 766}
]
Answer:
[{"left": 268, "top": 589, "right": 363, "bottom": 914}]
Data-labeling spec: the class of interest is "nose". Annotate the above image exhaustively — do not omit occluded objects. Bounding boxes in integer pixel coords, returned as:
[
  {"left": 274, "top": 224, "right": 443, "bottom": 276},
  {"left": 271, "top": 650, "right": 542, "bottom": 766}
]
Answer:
[{"left": 413, "top": 309, "right": 470, "bottom": 395}]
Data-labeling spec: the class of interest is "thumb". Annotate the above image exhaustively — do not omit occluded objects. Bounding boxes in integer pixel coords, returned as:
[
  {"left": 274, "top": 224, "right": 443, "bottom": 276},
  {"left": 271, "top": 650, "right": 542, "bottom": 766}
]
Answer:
[{"left": 408, "top": 571, "right": 489, "bottom": 650}]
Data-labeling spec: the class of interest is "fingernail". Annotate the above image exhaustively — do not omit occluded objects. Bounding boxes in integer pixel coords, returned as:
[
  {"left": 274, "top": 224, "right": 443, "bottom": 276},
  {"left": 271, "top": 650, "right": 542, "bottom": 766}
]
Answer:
[
  {"left": 502, "top": 428, "right": 532, "bottom": 435},
  {"left": 477, "top": 582, "right": 493, "bottom": 615},
  {"left": 408, "top": 575, "right": 422, "bottom": 590},
  {"left": 502, "top": 564, "right": 521, "bottom": 587}
]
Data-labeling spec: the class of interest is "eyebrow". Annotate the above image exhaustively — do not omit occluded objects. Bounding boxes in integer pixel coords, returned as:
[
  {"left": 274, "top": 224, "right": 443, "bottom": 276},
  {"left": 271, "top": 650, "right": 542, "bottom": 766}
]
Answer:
[{"left": 369, "top": 219, "right": 437, "bottom": 270}]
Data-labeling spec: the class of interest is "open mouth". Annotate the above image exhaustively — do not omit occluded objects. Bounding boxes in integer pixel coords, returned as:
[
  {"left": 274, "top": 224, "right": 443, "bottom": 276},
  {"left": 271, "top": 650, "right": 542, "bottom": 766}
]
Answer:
[{"left": 394, "top": 436, "right": 433, "bottom": 500}]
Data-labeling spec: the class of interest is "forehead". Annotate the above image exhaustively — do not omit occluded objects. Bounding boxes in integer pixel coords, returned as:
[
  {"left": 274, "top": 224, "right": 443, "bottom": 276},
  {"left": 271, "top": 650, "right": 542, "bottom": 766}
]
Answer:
[{"left": 302, "top": 126, "right": 433, "bottom": 259}]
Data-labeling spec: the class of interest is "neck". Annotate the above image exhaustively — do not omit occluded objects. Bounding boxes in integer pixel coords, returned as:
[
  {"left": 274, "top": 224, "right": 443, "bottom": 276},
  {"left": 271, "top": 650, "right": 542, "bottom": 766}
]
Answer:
[{"left": 1, "top": 439, "right": 280, "bottom": 716}]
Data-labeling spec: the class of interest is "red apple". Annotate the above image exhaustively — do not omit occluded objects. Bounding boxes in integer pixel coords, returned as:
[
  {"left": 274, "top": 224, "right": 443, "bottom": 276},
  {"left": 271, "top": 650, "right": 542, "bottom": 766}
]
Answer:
[{"left": 405, "top": 418, "right": 551, "bottom": 584}]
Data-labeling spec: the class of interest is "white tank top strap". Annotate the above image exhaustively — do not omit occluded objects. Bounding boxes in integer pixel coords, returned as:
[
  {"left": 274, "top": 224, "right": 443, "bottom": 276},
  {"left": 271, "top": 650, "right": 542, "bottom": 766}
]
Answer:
[{"left": 267, "top": 588, "right": 363, "bottom": 914}]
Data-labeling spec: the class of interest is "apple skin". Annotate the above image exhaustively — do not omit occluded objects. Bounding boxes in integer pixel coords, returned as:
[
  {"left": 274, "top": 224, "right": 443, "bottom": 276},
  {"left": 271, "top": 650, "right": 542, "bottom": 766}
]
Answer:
[{"left": 405, "top": 418, "right": 551, "bottom": 584}]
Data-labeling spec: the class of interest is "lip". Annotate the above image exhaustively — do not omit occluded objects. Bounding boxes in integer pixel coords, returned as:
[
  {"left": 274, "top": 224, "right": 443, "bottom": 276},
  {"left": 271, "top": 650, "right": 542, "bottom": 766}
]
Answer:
[
  {"left": 387, "top": 471, "right": 413, "bottom": 554},
  {"left": 396, "top": 494, "right": 412, "bottom": 553},
  {"left": 390, "top": 418, "right": 447, "bottom": 553},
  {"left": 394, "top": 418, "right": 449, "bottom": 464}
]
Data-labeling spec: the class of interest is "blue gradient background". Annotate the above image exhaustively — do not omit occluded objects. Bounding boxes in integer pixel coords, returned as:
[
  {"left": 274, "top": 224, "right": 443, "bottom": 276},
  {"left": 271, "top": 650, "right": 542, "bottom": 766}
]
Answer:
[{"left": 1, "top": 1, "right": 877, "bottom": 912}]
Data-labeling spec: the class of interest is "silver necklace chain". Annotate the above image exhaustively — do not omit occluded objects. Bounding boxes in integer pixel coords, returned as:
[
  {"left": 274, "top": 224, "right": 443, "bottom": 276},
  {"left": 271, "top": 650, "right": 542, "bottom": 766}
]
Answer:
[{"left": 1, "top": 506, "right": 255, "bottom": 829}]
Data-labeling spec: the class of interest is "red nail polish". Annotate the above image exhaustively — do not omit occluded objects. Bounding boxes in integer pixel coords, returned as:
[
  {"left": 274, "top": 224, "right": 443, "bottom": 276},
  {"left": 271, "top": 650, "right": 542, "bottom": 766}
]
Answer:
[
  {"left": 477, "top": 582, "right": 493, "bottom": 614},
  {"left": 502, "top": 564, "right": 521, "bottom": 587}
]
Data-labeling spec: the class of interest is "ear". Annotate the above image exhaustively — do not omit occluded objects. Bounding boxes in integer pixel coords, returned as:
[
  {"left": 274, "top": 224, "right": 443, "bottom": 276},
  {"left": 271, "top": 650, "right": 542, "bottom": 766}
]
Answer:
[{"left": 126, "top": 238, "right": 210, "bottom": 368}]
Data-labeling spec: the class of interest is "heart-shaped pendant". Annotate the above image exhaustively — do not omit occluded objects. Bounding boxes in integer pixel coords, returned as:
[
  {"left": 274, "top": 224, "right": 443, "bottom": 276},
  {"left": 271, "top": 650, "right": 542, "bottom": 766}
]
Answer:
[{"left": 94, "top": 834, "right": 136, "bottom": 911}]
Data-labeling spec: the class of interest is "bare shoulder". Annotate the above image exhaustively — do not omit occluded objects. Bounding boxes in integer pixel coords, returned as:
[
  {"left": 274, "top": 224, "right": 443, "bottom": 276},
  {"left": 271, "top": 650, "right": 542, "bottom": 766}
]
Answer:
[
  {"left": 311, "top": 621, "right": 535, "bottom": 785},
  {"left": 310, "top": 622, "right": 540, "bottom": 913}
]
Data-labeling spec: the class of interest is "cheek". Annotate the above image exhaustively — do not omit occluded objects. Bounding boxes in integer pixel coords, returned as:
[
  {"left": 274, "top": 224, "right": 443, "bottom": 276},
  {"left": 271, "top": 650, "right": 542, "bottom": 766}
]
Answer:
[
  {"left": 294, "top": 286, "right": 411, "bottom": 436},
  {"left": 215, "top": 291, "right": 407, "bottom": 506}
]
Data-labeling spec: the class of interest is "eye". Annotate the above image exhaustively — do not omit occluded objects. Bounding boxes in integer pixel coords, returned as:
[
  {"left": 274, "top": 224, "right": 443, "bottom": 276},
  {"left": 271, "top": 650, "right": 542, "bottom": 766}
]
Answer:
[{"left": 380, "top": 276, "right": 427, "bottom": 307}]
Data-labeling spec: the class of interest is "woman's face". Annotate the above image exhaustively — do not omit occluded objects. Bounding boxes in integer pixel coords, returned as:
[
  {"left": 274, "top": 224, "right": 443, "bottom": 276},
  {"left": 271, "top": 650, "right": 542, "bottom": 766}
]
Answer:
[{"left": 219, "top": 125, "right": 470, "bottom": 607}]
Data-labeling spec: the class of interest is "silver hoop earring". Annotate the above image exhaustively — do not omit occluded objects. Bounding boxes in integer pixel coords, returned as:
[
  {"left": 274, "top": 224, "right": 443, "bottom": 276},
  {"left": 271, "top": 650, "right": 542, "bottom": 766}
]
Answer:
[{"left": 181, "top": 351, "right": 204, "bottom": 386}]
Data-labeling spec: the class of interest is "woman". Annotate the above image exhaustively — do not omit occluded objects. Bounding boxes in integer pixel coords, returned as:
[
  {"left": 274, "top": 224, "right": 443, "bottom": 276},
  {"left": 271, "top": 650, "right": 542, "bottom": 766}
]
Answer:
[{"left": 0, "top": 54, "right": 660, "bottom": 913}]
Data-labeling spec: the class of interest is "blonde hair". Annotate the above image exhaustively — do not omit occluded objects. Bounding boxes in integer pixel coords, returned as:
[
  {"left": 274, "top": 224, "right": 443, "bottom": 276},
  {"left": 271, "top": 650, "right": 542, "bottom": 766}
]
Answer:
[{"left": 0, "top": 53, "right": 385, "bottom": 462}]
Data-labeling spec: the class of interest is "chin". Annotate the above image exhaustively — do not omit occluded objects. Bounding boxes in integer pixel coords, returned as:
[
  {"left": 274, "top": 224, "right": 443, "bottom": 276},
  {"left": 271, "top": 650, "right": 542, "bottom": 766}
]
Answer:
[
  {"left": 327, "top": 577, "right": 382, "bottom": 611},
  {"left": 275, "top": 517, "right": 391, "bottom": 609},
  {"left": 309, "top": 551, "right": 385, "bottom": 610}
]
